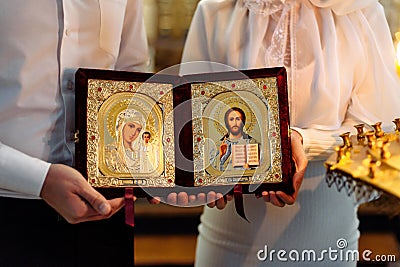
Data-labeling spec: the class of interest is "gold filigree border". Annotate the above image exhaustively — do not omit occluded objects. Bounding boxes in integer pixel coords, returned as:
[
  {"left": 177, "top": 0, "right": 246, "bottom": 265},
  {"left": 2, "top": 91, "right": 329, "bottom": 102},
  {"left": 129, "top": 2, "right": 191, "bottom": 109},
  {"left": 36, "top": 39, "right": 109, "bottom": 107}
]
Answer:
[
  {"left": 86, "top": 79, "right": 175, "bottom": 188},
  {"left": 191, "top": 77, "right": 283, "bottom": 186}
]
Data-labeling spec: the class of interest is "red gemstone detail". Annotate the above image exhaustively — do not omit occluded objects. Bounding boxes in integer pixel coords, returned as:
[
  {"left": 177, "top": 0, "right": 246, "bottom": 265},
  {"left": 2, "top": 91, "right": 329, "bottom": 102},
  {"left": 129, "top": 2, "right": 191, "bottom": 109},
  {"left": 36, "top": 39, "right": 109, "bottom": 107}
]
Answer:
[
  {"left": 197, "top": 137, "right": 202, "bottom": 142},
  {"left": 160, "top": 91, "right": 164, "bottom": 95},
  {"left": 231, "top": 83, "right": 236, "bottom": 88},
  {"left": 263, "top": 85, "right": 267, "bottom": 90},
  {"left": 91, "top": 179, "right": 96, "bottom": 183},
  {"left": 198, "top": 179, "right": 203, "bottom": 183},
  {"left": 90, "top": 135, "right": 96, "bottom": 140},
  {"left": 168, "top": 179, "right": 173, "bottom": 183},
  {"left": 275, "top": 174, "right": 280, "bottom": 178},
  {"left": 166, "top": 137, "right": 171, "bottom": 142},
  {"left": 272, "top": 132, "right": 276, "bottom": 137},
  {"left": 201, "top": 91, "right": 205, "bottom": 95},
  {"left": 129, "top": 85, "right": 133, "bottom": 89},
  {"left": 97, "top": 87, "right": 102, "bottom": 92}
]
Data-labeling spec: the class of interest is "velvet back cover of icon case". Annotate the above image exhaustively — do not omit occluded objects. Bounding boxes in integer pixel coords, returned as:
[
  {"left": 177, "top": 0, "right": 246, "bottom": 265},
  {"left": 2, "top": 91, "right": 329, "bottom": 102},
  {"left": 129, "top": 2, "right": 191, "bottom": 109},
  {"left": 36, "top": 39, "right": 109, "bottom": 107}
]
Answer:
[{"left": 75, "top": 67, "right": 293, "bottom": 198}]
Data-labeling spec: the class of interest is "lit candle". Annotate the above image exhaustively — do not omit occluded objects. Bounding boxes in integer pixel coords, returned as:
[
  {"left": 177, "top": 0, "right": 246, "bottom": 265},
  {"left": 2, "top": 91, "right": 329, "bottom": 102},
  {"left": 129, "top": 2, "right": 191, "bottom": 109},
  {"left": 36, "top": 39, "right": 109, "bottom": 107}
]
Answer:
[
  {"left": 396, "top": 41, "right": 400, "bottom": 76},
  {"left": 395, "top": 32, "right": 400, "bottom": 76}
]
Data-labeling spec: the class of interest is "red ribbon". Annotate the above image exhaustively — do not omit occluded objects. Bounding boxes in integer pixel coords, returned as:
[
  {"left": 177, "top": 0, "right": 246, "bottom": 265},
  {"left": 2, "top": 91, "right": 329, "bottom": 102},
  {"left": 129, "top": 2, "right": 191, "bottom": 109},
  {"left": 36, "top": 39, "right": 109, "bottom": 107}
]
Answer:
[
  {"left": 234, "top": 184, "right": 249, "bottom": 222},
  {"left": 124, "top": 187, "right": 135, "bottom": 227}
]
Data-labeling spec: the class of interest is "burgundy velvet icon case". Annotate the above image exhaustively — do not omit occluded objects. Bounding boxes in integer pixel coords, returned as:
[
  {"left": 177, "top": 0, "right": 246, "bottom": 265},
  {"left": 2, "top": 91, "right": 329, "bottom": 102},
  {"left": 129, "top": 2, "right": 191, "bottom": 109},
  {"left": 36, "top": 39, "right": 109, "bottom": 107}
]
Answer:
[{"left": 74, "top": 67, "right": 293, "bottom": 198}]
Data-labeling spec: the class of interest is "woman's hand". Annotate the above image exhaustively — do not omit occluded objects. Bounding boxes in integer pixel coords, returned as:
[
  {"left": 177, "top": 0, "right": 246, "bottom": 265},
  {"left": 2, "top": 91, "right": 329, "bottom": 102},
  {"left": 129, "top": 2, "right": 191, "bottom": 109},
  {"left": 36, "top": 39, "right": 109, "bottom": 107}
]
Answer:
[
  {"left": 259, "top": 129, "right": 308, "bottom": 207},
  {"left": 163, "top": 191, "right": 233, "bottom": 210},
  {"left": 148, "top": 191, "right": 233, "bottom": 209}
]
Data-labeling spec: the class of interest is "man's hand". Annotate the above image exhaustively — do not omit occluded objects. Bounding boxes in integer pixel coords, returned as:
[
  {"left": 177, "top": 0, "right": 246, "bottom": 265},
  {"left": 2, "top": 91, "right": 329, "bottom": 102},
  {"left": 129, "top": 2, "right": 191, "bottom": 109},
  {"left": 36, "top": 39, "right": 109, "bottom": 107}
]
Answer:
[
  {"left": 40, "top": 164, "right": 126, "bottom": 224},
  {"left": 260, "top": 130, "right": 308, "bottom": 207}
]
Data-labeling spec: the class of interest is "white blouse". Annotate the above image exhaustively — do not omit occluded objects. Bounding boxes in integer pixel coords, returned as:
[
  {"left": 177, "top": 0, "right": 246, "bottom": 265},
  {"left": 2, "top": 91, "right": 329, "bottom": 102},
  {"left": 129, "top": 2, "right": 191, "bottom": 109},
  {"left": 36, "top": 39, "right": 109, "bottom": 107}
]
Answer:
[
  {"left": 0, "top": 0, "right": 148, "bottom": 198},
  {"left": 181, "top": 0, "right": 400, "bottom": 160}
]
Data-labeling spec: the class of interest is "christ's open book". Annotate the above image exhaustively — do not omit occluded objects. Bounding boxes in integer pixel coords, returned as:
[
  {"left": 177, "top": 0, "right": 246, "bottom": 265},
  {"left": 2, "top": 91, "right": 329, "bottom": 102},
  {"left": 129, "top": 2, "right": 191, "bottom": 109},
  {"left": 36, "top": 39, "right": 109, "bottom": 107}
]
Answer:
[{"left": 232, "top": 144, "right": 260, "bottom": 168}]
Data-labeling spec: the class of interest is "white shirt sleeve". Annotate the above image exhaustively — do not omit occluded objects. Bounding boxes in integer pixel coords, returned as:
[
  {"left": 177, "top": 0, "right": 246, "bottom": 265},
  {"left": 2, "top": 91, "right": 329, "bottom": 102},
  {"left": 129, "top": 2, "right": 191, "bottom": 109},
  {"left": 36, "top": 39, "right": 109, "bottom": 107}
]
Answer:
[{"left": 0, "top": 142, "right": 50, "bottom": 197}]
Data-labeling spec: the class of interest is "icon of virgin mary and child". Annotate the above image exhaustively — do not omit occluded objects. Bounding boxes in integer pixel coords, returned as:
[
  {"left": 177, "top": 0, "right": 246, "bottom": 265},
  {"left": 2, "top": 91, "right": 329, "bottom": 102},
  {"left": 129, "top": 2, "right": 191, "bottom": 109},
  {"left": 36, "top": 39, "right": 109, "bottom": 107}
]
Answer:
[{"left": 105, "top": 108, "right": 157, "bottom": 174}]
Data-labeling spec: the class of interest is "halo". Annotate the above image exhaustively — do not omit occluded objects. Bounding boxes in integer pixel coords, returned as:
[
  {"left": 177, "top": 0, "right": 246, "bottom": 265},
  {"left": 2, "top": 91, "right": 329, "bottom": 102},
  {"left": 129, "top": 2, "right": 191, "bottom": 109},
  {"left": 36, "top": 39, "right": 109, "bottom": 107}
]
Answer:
[
  {"left": 203, "top": 91, "right": 257, "bottom": 137},
  {"left": 100, "top": 92, "right": 157, "bottom": 140}
]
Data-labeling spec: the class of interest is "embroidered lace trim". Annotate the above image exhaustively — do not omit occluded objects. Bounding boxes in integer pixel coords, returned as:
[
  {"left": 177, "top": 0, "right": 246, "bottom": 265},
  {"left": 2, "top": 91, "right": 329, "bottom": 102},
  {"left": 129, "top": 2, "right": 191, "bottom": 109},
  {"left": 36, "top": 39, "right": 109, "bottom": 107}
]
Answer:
[{"left": 243, "top": 0, "right": 290, "bottom": 16}]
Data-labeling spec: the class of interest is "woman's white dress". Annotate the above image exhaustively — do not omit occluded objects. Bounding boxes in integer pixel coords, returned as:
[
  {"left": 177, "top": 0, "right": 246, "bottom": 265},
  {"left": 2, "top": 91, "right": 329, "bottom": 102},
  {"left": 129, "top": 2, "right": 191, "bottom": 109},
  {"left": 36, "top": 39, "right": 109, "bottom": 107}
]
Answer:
[{"left": 180, "top": 0, "right": 400, "bottom": 266}]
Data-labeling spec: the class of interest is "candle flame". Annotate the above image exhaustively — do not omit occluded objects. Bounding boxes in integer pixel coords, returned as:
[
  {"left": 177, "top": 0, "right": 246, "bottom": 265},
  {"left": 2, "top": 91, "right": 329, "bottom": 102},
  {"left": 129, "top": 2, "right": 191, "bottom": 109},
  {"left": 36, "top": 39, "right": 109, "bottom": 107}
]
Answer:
[{"left": 397, "top": 41, "right": 400, "bottom": 66}]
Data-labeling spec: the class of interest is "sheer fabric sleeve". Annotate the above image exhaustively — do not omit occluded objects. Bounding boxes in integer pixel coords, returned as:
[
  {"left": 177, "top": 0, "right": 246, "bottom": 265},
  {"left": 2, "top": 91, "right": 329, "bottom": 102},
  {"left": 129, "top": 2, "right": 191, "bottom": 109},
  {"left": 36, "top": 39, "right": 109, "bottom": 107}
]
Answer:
[
  {"left": 295, "top": 3, "right": 400, "bottom": 160},
  {"left": 181, "top": 0, "right": 400, "bottom": 161}
]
